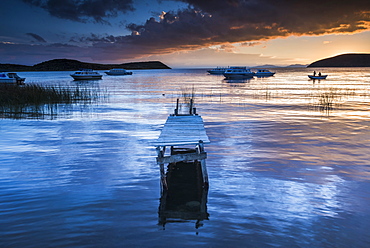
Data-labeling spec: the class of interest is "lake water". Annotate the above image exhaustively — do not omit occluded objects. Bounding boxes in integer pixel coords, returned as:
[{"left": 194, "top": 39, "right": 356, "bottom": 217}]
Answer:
[{"left": 1, "top": 68, "right": 370, "bottom": 247}]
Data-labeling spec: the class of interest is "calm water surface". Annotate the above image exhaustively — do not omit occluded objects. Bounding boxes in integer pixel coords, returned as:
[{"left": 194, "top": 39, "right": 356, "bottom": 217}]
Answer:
[{"left": 1, "top": 68, "right": 370, "bottom": 247}]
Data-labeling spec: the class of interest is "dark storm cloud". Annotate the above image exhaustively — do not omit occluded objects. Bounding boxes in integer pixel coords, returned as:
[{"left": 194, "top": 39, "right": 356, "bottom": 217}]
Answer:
[
  {"left": 82, "top": 0, "right": 369, "bottom": 60},
  {"left": 181, "top": 0, "right": 370, "bottom": 34},
  {"left": 4, "top": 0, "right": 370, "bottom": 64},
  {"left": 126, "top": 0, "right": 370, "bottom": 44},
  {"left": 22, "top": 0, "right": 135, "bottom": 23},
  {"left": 26, "top": 33, "right": 47, "bottom": 42}
]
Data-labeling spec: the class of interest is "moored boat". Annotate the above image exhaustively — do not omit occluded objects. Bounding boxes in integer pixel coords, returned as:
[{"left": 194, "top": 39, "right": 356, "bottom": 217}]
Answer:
[
  {"left": 254, "top": 69, "right": 275, "bottom": 77},
  {"left": 70, "top": 69, "right": 102, "bottom": 80},
  {"left": 0, "top": 72, "right": 25, "bottom": 85},
  {"left": 308, "top": 75, "right": 327, "bottom": 79},
  {"left": 105, "top": 68, "right": 133, "bottom": 75},
  {"left": 207, "top": 67, "right": 229, "bottom": 75},
  {"left": 223, "top": 66, "right": 254, "bottom": 79}
]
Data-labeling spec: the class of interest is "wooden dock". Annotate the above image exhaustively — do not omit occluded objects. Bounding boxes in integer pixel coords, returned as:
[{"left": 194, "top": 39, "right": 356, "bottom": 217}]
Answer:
[
  {"left": 153, "top": 108, "right": 210, "bottom": 189},
  {"left": 154, "top": 99, "right": 210, "bottom": 227}
]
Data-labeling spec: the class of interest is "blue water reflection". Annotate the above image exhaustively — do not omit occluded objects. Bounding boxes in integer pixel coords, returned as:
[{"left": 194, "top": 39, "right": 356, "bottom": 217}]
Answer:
[{"left": 1, "top": 68, "right": 370, "bottom": 247}]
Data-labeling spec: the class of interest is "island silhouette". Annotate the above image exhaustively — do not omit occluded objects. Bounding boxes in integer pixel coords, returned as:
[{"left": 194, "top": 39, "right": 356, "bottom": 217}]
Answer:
[
  {"left": 0, "top": 59, "right": 171, "bottom": 71},
  {"left": 308, "top": 53, "right": 370, "bottom": 67}
]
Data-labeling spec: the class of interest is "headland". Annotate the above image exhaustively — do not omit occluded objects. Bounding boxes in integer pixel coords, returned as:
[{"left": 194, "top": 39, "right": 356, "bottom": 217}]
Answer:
[{"left": 307, "top": 54, "right": 370, "bottom": 67}]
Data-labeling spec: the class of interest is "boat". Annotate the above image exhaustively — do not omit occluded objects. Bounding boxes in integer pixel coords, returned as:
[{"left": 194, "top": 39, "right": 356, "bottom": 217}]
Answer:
[
  {"left": 105, "top": 68, "right": 133, "bottom": 75},
  {"left": 308, "top": 75, "right": 327, "bottom": 79},
  {"left": 70, "top": 69, "right": 103, "bottom": 80},
  {"left": 223, "top": 66, "right": 254, "bottom": 79},
  {"left": 254, "top": 69, "right": 275, "bottom": 77},
  {"left": 0, "top": 72, "right": 25, "bottom": 85},
  {"left": 207, "top": 67, "right": 229, "bottom": 75}
]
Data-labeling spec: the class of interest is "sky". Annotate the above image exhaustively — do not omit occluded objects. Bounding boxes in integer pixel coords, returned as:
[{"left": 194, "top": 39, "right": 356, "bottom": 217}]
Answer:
[{"left": 1, "top": 0, "right": 370, "bottom": 68}]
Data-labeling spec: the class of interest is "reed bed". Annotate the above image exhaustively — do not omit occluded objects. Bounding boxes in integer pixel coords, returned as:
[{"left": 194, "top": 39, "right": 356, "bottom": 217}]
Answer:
[
  {"left": 176, "top": 86, "right": 196, "bottom": 113},
  {"left": 309, "top": 87, "right": 357, "bottom": 113},
  {"left": 0, "top": 84, "right": 104, "bottom": 118}
]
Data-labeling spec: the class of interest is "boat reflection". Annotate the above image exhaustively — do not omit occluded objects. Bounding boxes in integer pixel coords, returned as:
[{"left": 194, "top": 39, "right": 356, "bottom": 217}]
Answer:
[
  {"left": 158, "top": 148, "right": 209, "bottom": 229},
  {"left": 255, "top": 74, "right": 274, "bottom": 78},
  {"left": 224, "top": 78, "right": 252, "bottom": 86}
]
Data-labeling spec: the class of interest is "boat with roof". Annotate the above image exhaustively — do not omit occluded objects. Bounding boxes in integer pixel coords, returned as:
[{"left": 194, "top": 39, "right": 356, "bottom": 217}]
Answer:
[
  {"left": 223, "top": 66, "right": 254, "bottom": 79},
  {"left": 70, "top": 69, "right": 103, "bottom": 80},
  {"left": 207, "top": 67, "right": 229, "bottom": 75},
  {"left": 0, "top": 72, "right": 25, "bottom": 85},
  {"left": 254, "top": 69, "right": 275, "bottom": 77},
  {"left": 105, "top": 68, "right": 133, "bottom": 75}
]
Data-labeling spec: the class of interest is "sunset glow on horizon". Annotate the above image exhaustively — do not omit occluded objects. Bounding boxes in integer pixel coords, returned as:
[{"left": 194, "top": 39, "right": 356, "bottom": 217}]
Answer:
[{"left": 1, "top": 0, "right": 369, "bottom": 67}]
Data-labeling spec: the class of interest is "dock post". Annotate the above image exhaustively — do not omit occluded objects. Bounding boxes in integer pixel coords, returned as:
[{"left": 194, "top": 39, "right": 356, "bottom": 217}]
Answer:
[
  {"left": 189, "top": 98, "right": 193, "bottom": 115},
  {"left": 200, "top": 158, "right": 209, "bottom": 188},
  {"left": 198, "top": 140, "right": 209, "bottom": 188},
  {"left": 174, "top": 98, "right": 179, "bottom": 115},
  {"left": 156, "top": 146, "right": 168, "bottom": 191}
]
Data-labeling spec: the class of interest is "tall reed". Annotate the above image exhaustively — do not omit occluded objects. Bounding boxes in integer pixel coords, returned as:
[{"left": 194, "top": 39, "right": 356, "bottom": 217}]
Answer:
[
  {"left": 0, "top": 84, "right": 103, "bottom": 118},
  {"left": 177, "top": 86, "right": 196, "bottom": 113}
]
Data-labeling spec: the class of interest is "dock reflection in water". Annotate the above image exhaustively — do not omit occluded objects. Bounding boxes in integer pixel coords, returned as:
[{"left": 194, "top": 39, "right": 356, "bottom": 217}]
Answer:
[{"left": 158, "top": 147, "right": 209, "bottom": 229}]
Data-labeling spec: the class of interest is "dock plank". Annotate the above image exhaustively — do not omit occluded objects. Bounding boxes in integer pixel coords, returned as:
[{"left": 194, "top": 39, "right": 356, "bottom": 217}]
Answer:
[{"left": 153, "top": 115, "right": 210, "bottom": 146}]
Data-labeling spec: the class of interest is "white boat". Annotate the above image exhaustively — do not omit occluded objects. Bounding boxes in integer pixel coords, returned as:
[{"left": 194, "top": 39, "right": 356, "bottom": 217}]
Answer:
[
  {"left": 223, "top": 67, "right": 254, "bottom": 79},
  {"left": 0, "top": 72, "right": 25, "bottom": 85},
  {"left": 207, "top": 67, "right": 229, "bottom": 75},
  {"left": 105, "top": 68, "right": 132, "bottom": 75},
  {"left": 308, "top": 75, "right": 327, "bottom": 79},
  {"left": 70, "top": 69, "right": 102, "bottom": 80},
  {"left": 254, "top": 69, "right": 275, "bottom": 77}
]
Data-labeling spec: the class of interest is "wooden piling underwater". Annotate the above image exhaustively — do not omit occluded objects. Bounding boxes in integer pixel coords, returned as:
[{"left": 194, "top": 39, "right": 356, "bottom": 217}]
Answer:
[{"left": 153, "top": 98, "right": 210, "bottom": 228}]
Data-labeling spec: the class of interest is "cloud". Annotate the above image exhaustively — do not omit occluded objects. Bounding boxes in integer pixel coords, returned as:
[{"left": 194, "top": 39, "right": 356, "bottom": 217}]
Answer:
[
  {"left": 211, "top": 44, "right": 239, "bottom": 53},
  {"left": 240, "top": 42, "right": 263, "bottom": 47},
  {"left": 4, "top": 0, "right": 370, "bottom": 64},
  {"left": 85, "top": 0, "right": 370, "bottom": 60},
  {"left": 26, "top": 33, "right": 47, "bottom": 43},
  {"left": 22, "top": 0, "right": 135, "bottom": 23}
]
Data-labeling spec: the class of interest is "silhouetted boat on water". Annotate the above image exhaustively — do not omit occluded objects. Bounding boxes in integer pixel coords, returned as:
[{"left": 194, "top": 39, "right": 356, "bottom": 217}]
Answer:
[{"left": 308, "top": 75, "right": 327, "bottom": 79}]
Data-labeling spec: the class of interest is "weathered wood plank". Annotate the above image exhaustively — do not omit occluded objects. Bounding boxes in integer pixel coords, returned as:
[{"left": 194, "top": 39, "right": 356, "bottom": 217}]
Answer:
[
  {"left": 154, "top": 115, "right": 210, "bottom": 146},
  {"left": 156, "top": 152, "right": 207, "bottom": 164}
]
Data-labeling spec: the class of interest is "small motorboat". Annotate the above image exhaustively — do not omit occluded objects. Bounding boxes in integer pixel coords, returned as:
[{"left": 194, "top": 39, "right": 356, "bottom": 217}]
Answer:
[
  {"left": 105, "top": 68, "right": 133, "bottom": 75},
  {"left": 207, "top": 67, "right": 229, "bottom": 75},
  {"left": 308, "top": 75, "right": 327, "bottom": 80},
  {"left": 0, "top": 72, "right": 25, "bottom": 85},
  {"left": 254, "top": 69, "right": 275, "bottom": 77},
  {"left": 223, "top": 66, "right": 254, "bottom": 79},
  {"left": 70, "top": 69, "right": 102, "bottom": 80}
]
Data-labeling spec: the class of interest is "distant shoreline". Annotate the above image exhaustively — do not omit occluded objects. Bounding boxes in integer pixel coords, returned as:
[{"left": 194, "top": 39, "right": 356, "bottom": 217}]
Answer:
[
  {"left": 307, "top": 53, "right": 370, "bottom": 67},
  {"left": 0, "top": 59, "right": 171, "bottom": 72}
]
